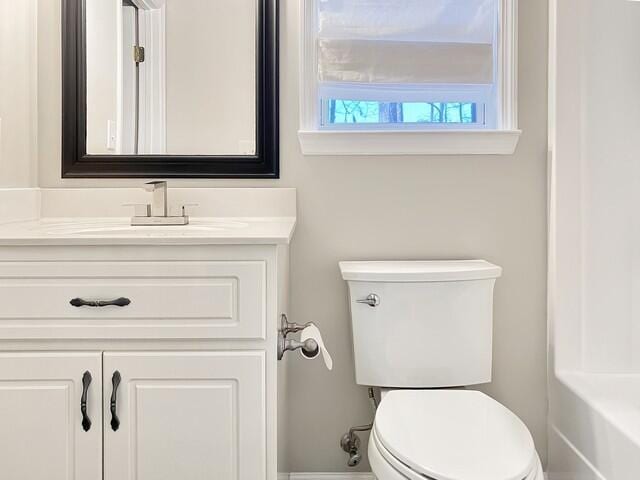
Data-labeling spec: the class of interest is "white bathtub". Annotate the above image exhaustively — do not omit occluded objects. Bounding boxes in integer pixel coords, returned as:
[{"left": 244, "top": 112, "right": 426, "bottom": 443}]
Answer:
[
  {"left": 549, "top": 372, "right": 640, "bottom": 480},
  {"left": 549, "top": 0, "right": 640, "bottom": 478}
]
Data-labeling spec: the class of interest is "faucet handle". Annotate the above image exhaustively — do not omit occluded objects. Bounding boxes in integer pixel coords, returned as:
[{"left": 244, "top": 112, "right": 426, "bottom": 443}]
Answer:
[
  {"left": 179, "top": 203, "right": 199, "bottom": 216},
  {"left": 123, "top": 203, "right": 151, "bottom": 217}
]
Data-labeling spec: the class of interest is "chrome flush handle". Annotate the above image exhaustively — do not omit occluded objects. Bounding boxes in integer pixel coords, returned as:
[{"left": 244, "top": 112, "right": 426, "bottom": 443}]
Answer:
[{"left": 357, "top": 294, "right": 380, "bottom": 307}]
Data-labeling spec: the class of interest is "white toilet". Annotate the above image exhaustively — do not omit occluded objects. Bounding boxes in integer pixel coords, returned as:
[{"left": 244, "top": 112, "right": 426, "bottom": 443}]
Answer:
[{"left": 339, "top": 260, "right": 544, "bottom": 480}]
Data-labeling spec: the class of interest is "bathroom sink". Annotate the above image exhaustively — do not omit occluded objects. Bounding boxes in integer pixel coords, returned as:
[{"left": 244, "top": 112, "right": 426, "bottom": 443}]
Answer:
[
  {"left": 37, "top": 218, "right": 249, "bottom": 236},
  {"left": 0, "top": 214, "right": 294, "bottom": 245}
]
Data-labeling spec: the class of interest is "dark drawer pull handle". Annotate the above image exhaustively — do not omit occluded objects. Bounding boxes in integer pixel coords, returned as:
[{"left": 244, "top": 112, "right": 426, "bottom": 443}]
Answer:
[
  {"left": 110, "top": 371, "right": 121, "bottom": 432},
  {"left": 81, "top": 371, "right": 92, "bottom": 432},
  {"left": 70, "top": 297, "right": 131, "bottom": 308}
]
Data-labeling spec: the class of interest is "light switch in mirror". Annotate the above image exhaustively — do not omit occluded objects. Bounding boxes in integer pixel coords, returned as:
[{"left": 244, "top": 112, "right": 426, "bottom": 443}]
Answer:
[{"left": 85, "top": 0, "right": 257, "bottom": 156}]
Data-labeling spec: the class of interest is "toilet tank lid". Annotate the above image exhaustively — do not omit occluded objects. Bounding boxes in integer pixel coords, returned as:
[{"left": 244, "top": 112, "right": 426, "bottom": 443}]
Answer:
[{"left": 339, "top": 260, "right": 502, "bottom": 282}]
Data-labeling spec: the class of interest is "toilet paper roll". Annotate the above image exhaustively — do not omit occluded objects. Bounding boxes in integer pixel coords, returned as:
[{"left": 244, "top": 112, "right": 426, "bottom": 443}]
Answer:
[{"left": 300, "top": 324, "right": 333, "bottom": 370}]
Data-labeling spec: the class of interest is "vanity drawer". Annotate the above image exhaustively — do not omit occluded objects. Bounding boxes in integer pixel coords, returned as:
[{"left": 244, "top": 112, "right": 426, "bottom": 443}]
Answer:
[{"left": 0, "top": 261, "right": 266, "bottom": 340}]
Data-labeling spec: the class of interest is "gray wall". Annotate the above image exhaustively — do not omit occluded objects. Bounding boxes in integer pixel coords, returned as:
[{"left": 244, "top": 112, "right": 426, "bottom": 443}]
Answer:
[{"left": 34, "top": 0, "right": 549, "bottom": 472}]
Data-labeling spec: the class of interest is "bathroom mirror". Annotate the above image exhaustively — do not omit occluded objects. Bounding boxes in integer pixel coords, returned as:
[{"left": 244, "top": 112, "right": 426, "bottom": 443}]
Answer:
[{"left": 62, "top": 0, "right": 278, "bottom": 178}]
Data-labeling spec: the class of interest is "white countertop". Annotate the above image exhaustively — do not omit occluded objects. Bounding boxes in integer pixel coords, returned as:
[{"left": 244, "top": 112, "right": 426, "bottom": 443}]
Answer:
[
  {"left": 0, "top": 188, "right": 297, "bottom": 246},
  {"left": 0, "top": 217, "right": 297, "bottom": 246}
]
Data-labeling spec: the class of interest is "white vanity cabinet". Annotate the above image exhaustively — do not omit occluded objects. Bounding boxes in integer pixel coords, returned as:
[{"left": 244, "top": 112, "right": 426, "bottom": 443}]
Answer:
[
  {"left": 0, "top": 241, "right": 291, "bottom": 480},
  {"left": 103, "top": 351, "right": 266, "bottom": 480},
  {"left": 0, "top": 352, "right": 103, "bottom": 480}
]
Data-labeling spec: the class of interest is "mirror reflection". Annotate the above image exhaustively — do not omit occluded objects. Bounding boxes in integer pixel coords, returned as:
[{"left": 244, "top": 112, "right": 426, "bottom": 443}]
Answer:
[{"left": 85, "top": 0, "right": 257, "bottom": 156}]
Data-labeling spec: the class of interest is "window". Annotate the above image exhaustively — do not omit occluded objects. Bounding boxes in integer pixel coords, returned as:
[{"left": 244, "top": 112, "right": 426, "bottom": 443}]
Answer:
[
  {"left": 324, "top": 101, "right": 482, "bottom": 126},
  {"left": 299, "top": 0, "right": 520, "bottom": 155}
]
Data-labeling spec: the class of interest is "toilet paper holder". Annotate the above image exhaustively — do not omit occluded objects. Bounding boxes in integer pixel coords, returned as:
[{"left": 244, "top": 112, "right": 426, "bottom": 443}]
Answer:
[{"left": 277, "top": 314, "right": 320, "bottom": 360}]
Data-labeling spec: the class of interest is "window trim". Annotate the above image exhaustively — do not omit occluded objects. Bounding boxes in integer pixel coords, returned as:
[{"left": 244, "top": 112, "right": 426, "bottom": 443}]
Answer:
[{"left": 298, "top": 0, "right": 521, "bottom": 156}]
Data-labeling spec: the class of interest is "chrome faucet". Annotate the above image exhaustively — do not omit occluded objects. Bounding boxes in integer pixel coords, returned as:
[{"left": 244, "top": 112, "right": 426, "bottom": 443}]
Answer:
[
  {"left": 128, "top": 181, "right": 192, "bottom": 226},
  {"left": 145, "top": 181, "right": 168, "bottom": 217}
]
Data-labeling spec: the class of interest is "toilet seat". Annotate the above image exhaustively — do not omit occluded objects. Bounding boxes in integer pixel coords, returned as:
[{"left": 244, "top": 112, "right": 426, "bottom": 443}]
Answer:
[
  {"left": 372, "top": 390, "right": 538, "bottom": 480},
  {"left": 370, "top": 430, "right": 544, "bottom": 480}
]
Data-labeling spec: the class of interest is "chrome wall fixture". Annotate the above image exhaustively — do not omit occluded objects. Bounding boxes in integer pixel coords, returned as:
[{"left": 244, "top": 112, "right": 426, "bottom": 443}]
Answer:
[
  {"left": 340, "top": 387, "right": 379, "bottom": 467},
  {"left": 277, "top": 314, "right": 320, "bottom": 360}
]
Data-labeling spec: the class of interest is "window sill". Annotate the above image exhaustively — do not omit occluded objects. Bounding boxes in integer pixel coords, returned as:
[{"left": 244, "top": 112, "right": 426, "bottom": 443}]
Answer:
[{"left": 297, "top": 129, "right": 522, "bottom": 156}]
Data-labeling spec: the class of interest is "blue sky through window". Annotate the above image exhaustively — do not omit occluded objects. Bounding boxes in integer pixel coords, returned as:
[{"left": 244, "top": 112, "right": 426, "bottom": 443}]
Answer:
[{"left": 325, "top": 100, "right": 479, "bottom": 125}]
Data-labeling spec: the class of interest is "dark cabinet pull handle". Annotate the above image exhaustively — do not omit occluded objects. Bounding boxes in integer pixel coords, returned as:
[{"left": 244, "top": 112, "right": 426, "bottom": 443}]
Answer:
[
  {"left": 81, "top": 371, "right": 92, "bottom": 432},
  {"left": 110, "top": 371, "right": 121, "bottom": 432},
  {"left": 70, "top": 297, "right": 131, "bottom": 308}
]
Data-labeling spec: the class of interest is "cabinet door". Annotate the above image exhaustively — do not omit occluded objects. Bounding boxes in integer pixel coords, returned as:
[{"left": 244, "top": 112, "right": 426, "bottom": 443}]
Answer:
[
  {"left": 0, "top": 353, "right": 102, "bottom": 480},
  {"left": 104, "top": 351, "right": 265, "bottom": 480}
]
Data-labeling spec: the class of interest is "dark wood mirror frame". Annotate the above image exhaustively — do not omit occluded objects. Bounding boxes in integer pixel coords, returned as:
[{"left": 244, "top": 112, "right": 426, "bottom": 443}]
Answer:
[{"left": 62, "top": 0, "right": 279, "bottom": 179}]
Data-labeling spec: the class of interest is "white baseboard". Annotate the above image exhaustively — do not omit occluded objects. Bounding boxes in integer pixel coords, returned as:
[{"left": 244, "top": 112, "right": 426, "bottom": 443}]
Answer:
[{"left": 279, "top": 474, "right": 375, "bottom": 480}]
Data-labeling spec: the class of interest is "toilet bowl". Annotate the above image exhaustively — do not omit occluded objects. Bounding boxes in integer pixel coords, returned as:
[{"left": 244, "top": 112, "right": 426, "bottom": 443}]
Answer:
[
  {"left": 339, "top": 260, "right": 542, "bottom": 479},
  {"left": 367, "top": 390, "right": 543, "bottom": 480}
]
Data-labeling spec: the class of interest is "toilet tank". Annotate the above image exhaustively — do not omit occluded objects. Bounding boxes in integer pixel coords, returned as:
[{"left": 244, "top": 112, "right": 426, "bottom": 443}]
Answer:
[{"left": 339, "top": 260, "right": 502, "bottom": 388}]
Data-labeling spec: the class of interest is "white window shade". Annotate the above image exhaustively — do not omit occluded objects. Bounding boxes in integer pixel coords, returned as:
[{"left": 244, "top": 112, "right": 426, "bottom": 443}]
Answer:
[{"left": 317, "top": 0, "right": 497, "bottom": 85}]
